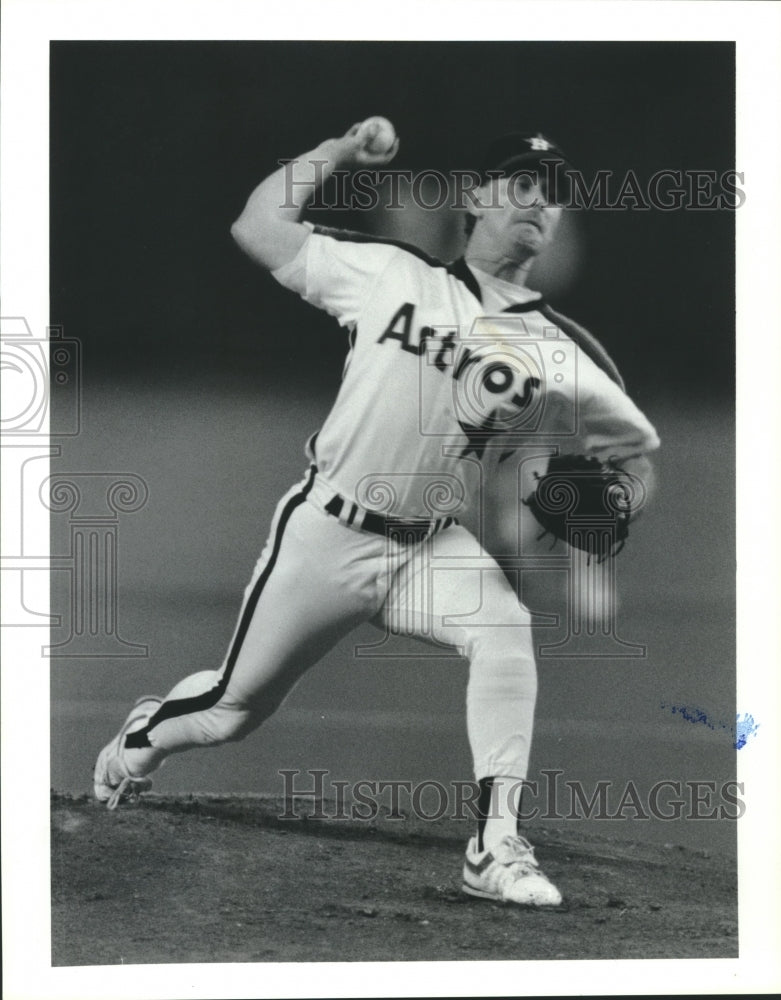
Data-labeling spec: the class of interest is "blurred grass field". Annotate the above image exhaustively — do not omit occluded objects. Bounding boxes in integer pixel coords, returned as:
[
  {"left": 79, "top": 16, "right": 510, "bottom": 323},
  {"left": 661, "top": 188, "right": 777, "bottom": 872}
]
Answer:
[{"left": 50, "top": 382, "right": 736, "bottom": 854}]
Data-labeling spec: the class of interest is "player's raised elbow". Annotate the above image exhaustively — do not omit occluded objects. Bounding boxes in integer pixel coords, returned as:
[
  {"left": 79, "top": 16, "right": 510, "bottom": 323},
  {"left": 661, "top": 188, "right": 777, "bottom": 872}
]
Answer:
[
  {"left": 230, "top": 215, "right": 265, "bottom": 261},
  {"left": 229, "top": 216, "right": 245, "bottom": 243},
  {"left": 230, "top": 215, "right": 307, "bottom": 272}
]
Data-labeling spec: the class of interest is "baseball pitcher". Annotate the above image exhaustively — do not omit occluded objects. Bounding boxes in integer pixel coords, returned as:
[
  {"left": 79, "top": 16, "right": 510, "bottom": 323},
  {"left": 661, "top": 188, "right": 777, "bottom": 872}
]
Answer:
[{"left": 95, "top": 120, "right": 659, "bottom": 907}]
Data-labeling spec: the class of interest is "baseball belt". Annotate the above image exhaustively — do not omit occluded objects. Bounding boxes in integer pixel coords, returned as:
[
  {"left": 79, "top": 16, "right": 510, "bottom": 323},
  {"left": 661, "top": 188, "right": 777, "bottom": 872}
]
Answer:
[{"left": 323, "top": 494, "right": 457, "bottom": 542}]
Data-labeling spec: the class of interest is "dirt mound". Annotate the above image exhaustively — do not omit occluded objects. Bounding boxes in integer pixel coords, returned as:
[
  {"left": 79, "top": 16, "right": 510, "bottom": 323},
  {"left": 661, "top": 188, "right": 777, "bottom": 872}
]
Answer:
[{"left": 51, "top": 792, "right": 737, "bottom": 965}]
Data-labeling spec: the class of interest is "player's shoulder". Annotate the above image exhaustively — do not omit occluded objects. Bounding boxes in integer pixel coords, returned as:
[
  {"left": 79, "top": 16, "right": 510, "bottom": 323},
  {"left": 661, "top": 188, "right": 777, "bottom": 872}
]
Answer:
[
  {"left": 310, "top": 225, "right": 486, "bottom": 301},
  {"left": 538, "top": 302, "right": 626, "bottom": 391},
  {"left": 310, "top": 224, "right": 448, "bottom": 270}
]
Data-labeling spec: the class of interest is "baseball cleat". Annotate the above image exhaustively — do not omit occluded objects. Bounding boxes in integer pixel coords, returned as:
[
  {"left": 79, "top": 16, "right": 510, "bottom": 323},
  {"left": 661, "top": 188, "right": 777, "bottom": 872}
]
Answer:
[
  {"left": 462, "top": 834, "right": 562, "bottom": 907},
  {"left": 93, "top": 696, "right": 163, "bottom": 809}
]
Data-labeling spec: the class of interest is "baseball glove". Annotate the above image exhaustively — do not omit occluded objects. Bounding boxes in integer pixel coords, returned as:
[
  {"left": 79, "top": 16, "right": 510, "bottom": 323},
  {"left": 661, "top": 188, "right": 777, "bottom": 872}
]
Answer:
[{"left": 523, "top": 454, "right": 636, "bottom": 561}]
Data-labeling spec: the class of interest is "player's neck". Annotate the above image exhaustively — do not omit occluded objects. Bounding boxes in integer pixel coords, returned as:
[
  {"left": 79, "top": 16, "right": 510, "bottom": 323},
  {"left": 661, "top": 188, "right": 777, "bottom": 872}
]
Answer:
[{"left": 464, "top": 246, "right": 534, "bottom": 288}]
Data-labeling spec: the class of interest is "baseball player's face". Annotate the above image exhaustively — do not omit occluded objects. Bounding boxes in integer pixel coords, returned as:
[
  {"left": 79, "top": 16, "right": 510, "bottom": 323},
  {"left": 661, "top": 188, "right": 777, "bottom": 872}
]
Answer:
[{"left": 474, "top": 174, "right": 563, "bottom": 262}]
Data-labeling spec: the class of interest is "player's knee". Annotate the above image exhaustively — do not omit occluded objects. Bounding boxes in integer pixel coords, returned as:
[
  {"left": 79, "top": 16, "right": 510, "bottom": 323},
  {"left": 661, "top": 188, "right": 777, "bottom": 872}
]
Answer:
[
  {"left": 188, "top": 675, "right": 293, "bottom": 747},
  {"left": 466, "top": 637, "right": 537, "bottom": 701},
  {"left": 465, "top": 619, "right": 532, "bottom": 669}
]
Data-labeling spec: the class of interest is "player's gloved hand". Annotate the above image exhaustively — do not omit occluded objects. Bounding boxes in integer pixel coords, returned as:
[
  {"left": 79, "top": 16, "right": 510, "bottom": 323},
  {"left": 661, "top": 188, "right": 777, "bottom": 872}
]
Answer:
[{"left": 523, "top": 454, "right": 644, "bottom": 562}]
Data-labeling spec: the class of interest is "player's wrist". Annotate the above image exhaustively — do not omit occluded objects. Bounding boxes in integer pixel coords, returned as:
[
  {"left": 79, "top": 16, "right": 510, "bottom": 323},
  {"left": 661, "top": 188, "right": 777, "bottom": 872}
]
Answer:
[{"left": 312, "top": 136, "right": 359, "bottom": 171}]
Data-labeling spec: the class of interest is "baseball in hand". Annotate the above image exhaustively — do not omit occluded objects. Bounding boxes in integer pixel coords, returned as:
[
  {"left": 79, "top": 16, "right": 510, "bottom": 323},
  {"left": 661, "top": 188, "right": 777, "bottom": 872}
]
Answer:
[{"left": 358, "top": 116, "right": 397, "bottom": 155}]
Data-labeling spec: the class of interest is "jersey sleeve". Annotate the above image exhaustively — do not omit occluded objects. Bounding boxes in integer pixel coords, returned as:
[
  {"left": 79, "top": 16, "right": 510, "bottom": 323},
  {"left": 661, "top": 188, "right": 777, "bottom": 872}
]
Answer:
[
  {"left": 271, "top": 225, "right": 400, "bottom": 328},
  {"left": 577, "top": 364, "right": 660, "bottom": 462}
]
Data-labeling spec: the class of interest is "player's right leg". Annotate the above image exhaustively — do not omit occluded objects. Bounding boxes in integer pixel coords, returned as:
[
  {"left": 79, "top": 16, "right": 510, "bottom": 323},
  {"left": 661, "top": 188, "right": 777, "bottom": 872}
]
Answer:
[
  {"left": 373, "top": 523, "right": 561, "bottom": 906},
  {"left": 94, "top": 469, "right": 386, "bottom": 806}
]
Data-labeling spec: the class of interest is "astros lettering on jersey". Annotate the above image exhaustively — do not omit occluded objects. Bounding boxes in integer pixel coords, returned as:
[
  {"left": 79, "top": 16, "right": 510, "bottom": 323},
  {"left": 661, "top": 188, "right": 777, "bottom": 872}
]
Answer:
[{"left": 273, "top": 222, "right": 659, "bottom": 519}]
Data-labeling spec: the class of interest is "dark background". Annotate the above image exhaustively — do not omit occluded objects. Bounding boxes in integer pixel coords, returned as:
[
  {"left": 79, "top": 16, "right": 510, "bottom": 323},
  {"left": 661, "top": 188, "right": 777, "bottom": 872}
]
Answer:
[
  {"left": 49, "top": 42, "right": 737, "bottom": 854},
  {"left": 51, "top": 41, "right": 735, "bottom": 395}
]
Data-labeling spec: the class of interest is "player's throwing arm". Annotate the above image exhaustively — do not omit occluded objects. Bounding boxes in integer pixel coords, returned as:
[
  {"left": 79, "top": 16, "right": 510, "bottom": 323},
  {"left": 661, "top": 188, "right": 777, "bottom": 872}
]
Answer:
[{"left": 230, "top": 118, "right": 399, "bottom": 272}]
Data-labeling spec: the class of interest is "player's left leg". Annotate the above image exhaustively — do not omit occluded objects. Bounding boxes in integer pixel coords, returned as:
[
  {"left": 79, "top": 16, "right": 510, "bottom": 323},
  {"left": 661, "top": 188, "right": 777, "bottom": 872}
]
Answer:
[
  {"left": 95, "top": 473, "right": 388, "bottom": 806},
  {"left": 374, "top": 523, "right": 561, "bottom": 906}
]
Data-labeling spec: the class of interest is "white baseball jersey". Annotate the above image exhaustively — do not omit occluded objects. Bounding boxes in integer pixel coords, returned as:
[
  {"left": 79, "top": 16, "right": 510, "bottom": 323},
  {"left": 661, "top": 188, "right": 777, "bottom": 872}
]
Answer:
[
  {"left": 108, "top": 217, "right": 662, "bottom": 801},
  {"left": 272, "top": 224, "right": 660, "bottom": 520}
]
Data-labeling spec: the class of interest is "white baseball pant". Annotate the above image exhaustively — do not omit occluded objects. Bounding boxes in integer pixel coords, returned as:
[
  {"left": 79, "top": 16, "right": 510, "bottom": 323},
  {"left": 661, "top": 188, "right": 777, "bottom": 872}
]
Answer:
[{"left": 124, "top": 467, "right": 538, "bottom": 782}]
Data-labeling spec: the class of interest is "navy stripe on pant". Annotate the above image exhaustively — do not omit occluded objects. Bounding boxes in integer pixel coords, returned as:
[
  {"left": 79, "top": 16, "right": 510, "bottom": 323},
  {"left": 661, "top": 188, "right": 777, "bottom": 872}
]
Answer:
[{"left": 125, "top": 466, "right": 316, "bottom": 750}]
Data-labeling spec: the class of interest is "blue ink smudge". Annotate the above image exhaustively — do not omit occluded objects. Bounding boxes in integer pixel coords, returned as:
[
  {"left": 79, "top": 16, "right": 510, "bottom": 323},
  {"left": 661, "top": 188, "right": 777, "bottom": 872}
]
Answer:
[
  {"left": 661, "top": 703, "right": 759, "bottom": 750},
  {"left": 734, "top": 712, "right": 760, "bottom": 750}
]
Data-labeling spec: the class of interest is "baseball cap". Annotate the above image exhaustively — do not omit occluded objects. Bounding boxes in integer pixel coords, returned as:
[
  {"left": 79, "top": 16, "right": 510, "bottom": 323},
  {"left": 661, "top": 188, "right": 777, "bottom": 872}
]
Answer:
[
  {"left": 478, "top": 131, "right": 572, "bottom": 181},
  {"left": 476, "top": 131, "right": 573, "bottom": 204}
]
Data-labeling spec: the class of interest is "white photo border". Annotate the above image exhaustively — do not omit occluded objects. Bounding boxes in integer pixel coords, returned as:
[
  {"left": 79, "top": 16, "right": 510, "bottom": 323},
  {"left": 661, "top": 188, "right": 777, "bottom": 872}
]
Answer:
[{"left": 2, "top": 1, "right": 780, "bottom": 997}]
